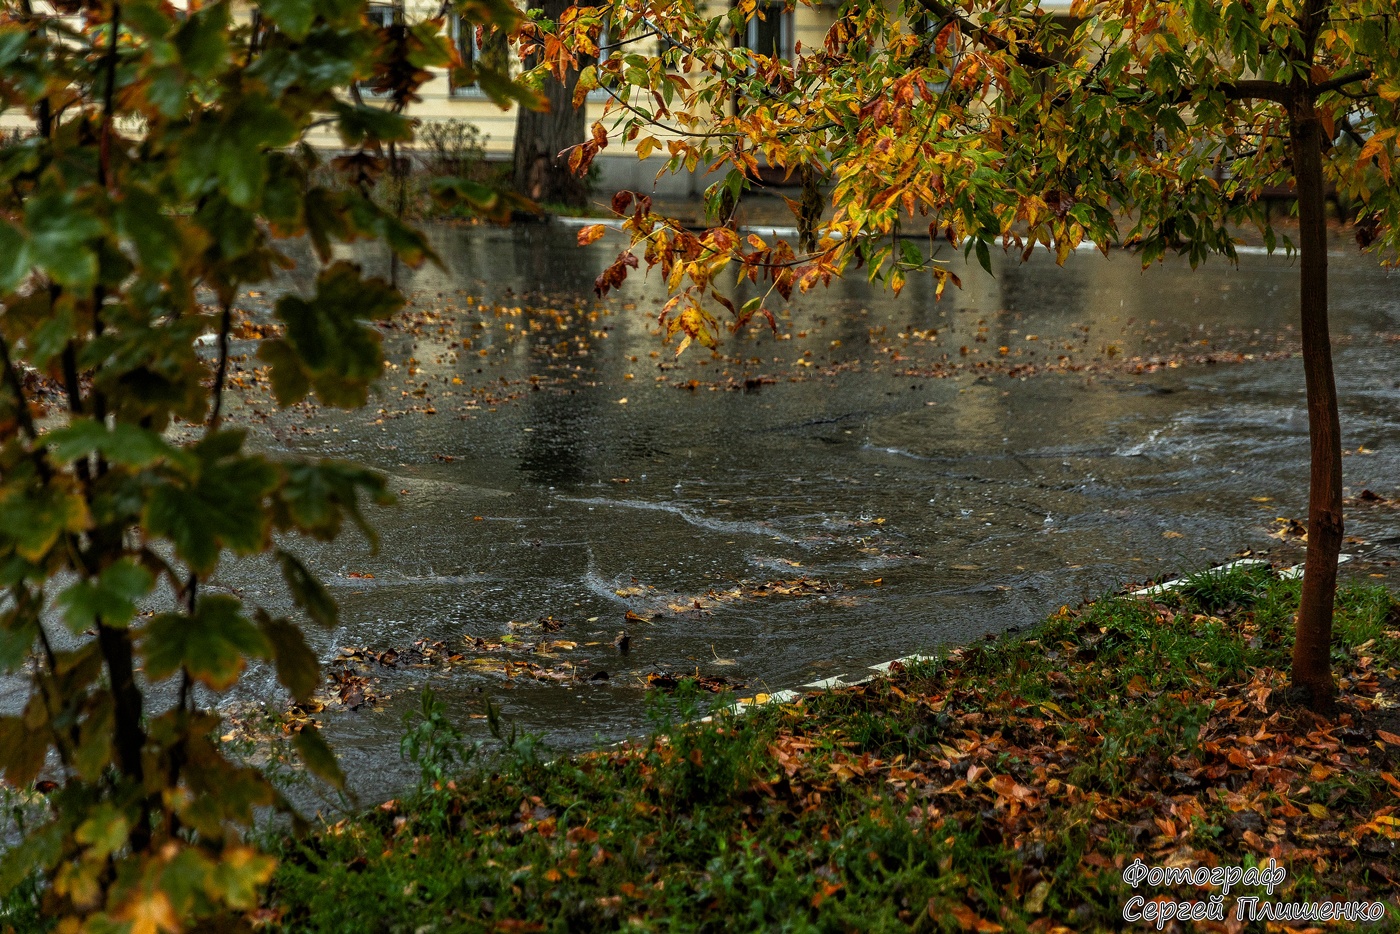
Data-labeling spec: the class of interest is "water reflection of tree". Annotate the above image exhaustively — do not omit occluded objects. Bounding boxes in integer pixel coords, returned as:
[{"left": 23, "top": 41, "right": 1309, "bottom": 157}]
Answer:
[{"left": 516, "top": 246, "right": 609, "bottom": 486}]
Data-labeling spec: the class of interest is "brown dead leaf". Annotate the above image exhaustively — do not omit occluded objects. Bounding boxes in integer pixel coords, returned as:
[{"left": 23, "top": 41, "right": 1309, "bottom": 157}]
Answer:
[{"left": 942, "top": 902, "right": 1003, "bottom": 932}]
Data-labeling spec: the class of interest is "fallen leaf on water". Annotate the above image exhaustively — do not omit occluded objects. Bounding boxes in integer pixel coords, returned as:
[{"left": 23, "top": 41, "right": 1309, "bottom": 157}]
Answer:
[{"left": 646, "top": 671, "right": 744, "bottom": 693}]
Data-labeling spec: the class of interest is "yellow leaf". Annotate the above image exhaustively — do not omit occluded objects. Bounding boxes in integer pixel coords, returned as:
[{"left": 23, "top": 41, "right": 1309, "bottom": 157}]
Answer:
[
  {"left": 1308, "top": 802, "right": 1329, "bottom": 819},
  {"left": 210, "top": 845, "right": 276, "bottom": 909},
  {"left": 117, "top": 891, "right": 179, "bottom": 934},
  {"left": 576, "top": 224, "right": 608, "bottom": 247}
]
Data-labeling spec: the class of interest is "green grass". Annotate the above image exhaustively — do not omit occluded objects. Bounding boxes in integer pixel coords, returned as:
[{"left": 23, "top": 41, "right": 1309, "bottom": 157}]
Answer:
[
  {"left": 5, "top": 569, "right": 1398, "bottom": 932},
  {"left": 255, "top": 569, "right": 1400, "bottom": 933}
]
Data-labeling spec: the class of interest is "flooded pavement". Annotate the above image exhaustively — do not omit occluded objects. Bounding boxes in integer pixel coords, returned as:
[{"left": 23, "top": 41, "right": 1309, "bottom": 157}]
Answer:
[{"left": 202, "top": 222, "right": 1400, "bottom": 803}]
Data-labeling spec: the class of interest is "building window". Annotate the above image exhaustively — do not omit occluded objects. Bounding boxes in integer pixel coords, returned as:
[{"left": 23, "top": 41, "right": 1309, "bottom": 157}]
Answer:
[
  {"left": 363, "top": 4, "right": 399, "bottom": 98},
  {"left": 367, "top": 3, "right": 396, "bottom": 29},
  {"left": 449, "top": 14, "right": 482, "bottom": 97},
  {"left": 741, "top": 1, "right": 793, "bottom": 60}
]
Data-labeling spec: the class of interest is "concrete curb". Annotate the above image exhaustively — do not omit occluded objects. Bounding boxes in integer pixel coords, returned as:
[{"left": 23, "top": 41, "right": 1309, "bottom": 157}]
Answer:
[{"left": 715, "top": 555, "right": 1349, "bottom": 717}]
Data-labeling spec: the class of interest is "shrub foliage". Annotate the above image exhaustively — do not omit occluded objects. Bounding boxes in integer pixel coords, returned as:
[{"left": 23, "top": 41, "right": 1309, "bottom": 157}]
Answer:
[{"left": 0, "top": 0, "right": 525, "bottom": 927}]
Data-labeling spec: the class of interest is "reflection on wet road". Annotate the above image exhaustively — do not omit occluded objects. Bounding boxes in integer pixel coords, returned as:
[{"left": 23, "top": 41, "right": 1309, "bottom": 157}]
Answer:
[{"left": 202, "top": 224, "right": 1400, "bottom": 800}]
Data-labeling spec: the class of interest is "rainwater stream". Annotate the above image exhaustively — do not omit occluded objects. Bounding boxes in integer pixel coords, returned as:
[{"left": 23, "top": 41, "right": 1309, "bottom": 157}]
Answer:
[{"left": 46, "top": 222, "right": 1400, "bottom": 804}]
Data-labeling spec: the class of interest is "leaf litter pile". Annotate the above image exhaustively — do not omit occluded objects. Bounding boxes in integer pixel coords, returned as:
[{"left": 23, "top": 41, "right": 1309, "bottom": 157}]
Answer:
[
  {"left": 223, "top": 577, "right": 842, "bottom": 752},
  {"left": 265, "top": 567, "right": 1398, "bottom": 932}
]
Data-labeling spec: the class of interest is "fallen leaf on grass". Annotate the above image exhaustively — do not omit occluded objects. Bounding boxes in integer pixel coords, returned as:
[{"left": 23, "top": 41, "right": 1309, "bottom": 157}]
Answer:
[
  {"left": 1023, "top": 880, "right": 1051, "bottom": 914},
  {"left": 938, "top": 901, "right": 1003, "bottom": 933}
]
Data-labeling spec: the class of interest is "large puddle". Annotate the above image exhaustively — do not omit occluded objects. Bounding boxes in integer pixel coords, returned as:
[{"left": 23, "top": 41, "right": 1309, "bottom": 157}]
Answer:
[{"left": 31, "top": 222, "right": 1400, "bottom": 804}]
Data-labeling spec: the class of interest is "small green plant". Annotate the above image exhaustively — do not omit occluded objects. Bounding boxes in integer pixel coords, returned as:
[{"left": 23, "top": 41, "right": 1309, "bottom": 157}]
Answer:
[
  {"left": 400, "top": 687, "right": 473, "bottom": 790},
  {"left": 1176, "top": 562, "right": 1276, "bottom": 614}
]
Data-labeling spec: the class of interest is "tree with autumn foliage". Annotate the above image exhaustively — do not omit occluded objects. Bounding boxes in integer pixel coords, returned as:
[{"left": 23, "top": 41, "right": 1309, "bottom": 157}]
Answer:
[
  {"left": 512, "top": 0, "right": 597, "bottom": 207},
  {"left": 0, "top": 0, "right": 529, "bottom": 927},
  {"left": 537, "top": 0, "right": 1400, "bottom": 713}
]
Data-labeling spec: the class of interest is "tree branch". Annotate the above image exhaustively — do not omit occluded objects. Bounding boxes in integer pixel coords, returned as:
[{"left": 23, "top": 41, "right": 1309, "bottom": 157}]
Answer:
[
  {"left": 909, "top": 0, "right": 1060, "bottom": 72},
  {"left": 207, "top": 292, "right": 235, "bottom": 434},
  {"left": 0, "top": 334, "right": 42, "bottom": 447},
  {"left": 99, "top": 0, "right": 121, "bottom": 189},
  {"left": 1218, "top": 80, "right": 1292, "bottom": 104},
  {"left": 1311, "top": 69, "right": 1371, "bottom": 96}
]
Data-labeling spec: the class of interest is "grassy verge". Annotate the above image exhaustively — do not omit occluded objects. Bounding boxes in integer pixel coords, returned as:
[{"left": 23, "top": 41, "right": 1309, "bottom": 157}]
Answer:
[
  {"left": 6, "top": 568, "right": 1395, "bottom": 932},
  {"left": 256, "top": 567, "right": 1400, "bottom": 933}
]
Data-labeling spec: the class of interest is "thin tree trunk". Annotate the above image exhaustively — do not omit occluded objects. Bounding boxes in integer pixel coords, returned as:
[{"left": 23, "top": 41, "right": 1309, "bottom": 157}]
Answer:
[
  {"left": 1287, "top": 99, "right": 1343, "bottom": 714},
  {"left": 512, "top": 0, "right": 590, "bottom": 208}
]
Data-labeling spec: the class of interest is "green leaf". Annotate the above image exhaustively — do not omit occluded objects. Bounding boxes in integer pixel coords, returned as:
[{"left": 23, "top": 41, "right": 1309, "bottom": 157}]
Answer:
[
  {"left": 332, "top": 101, "right": 414, "bottom": 147},
  {"left": 275, "top": 549, "right": 338, "bottom": 627},
  {"left": 0, "top": 480, "right": 90, "bottom": 562},
  {"left": 0, "top": 616, "right": 35, "bottom": 672},
  {"left": 256, "top": 338, "right": 312, "bottom": 407},
  {"left": 216, "top": 139, "right": 267, "bottom": 209},
  {"left": 54, "top": 559, "right": 154, "bottom": 632},
  {"left": 0, "top": 221, "right": 29, "bottom": 294},
  {"left": 23, "top": 192, "right": 103, "bottom": 292},
  {"left": 293, "top": 724, "right": 345, "bottom": 790},
  {"left": 206, "top": 846, "right": 275, "bottom": 911},
  {"left": 261, "top": 262, "right": 401, "bottom": 408},
  {"left": 43, "top": 420, "right": 183, "bottom": 468},
  {"left": 256, "top": 609, "right": 321, "bottom": 703},
  {"left": 158, "top": 847, "right": 215, "bottom": 916},
  {"left": 0, "top": 822, "right": 62, "bottom": 898},
  {"left": 258, "top": 0, "right": 316, "bottom": 41},
  {"left": 142, "top": 432, "right": 279, "bottom": 575},
  {"left": 974, "top": 239, "right": 993, "bottom": 276},
  {"left": 25, "top": 303, "right": 74, "bottom": 370},
  {"left": 115, "top": 187, "right": 185, "bottom": 275},
  {"left": 141, "top": 594, "right": 270, "bottom": 691},
  {"left": 430, "top": 176, "right": 502, "bottom": 215},
  {"left": 173, "top": 2, "right": 230, "bottom": 79},
  {"left": 75, "top": 804, "right": 130, "bottom": 859},
  {"left": 274, "top": 460, "right": 389, "bottom": 546},
  {"left": 71, "top": 695, "right": 113, "bottom": 781},
  {"left": 143, "top": 63, "right": 188, "bottom": 117}
]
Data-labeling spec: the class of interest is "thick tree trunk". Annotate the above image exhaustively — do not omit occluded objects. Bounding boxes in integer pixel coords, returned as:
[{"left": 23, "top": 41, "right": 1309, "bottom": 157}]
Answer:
[
  {"left": 512, "top": 0, "right": 590, "bottom": 208},
  {"left": 1287, "top": 100, "right": 1343, "bottom": 714}
]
